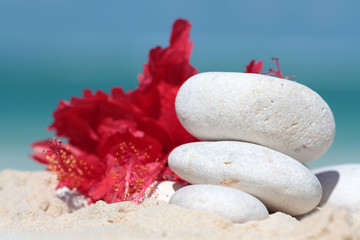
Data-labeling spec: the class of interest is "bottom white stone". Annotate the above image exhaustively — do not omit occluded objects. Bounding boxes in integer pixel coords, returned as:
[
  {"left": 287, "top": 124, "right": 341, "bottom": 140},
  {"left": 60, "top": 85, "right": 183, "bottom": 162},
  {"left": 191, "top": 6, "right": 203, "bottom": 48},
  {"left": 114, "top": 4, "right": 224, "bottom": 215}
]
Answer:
[{"left": 169, "top": 184, "right": 269, "bottom": 223}]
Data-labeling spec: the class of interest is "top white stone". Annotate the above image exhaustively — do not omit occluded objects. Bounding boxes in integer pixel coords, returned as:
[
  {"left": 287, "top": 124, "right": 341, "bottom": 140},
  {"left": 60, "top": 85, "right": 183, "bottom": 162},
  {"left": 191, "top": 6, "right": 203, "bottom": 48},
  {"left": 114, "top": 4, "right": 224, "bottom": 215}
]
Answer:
[{"left": 175, "top": 72, "right": 335, "bottom": 163}]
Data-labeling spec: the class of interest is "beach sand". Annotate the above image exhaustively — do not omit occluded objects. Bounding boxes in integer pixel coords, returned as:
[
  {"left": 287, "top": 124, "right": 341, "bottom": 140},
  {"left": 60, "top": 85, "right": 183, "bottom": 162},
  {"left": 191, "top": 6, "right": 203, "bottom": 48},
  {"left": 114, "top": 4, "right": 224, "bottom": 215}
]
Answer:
[{"left": 0, "top": 170, "right": 359, "bottom": 240}]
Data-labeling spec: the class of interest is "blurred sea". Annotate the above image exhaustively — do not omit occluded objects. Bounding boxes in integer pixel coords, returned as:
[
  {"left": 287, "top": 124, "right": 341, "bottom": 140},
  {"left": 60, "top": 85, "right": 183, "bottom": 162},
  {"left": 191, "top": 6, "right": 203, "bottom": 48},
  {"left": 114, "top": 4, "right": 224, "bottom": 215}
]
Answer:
[{"left": 0, "top": 62, "right": 359, "bottom": 171}]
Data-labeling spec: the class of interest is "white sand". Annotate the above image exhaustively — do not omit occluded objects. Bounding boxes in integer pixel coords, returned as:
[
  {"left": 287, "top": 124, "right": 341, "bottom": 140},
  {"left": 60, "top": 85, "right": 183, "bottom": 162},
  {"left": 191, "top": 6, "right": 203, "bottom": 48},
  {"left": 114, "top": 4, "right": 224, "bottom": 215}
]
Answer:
[{"left": 0, "top": 170, "right": 359, "bottom": 240}]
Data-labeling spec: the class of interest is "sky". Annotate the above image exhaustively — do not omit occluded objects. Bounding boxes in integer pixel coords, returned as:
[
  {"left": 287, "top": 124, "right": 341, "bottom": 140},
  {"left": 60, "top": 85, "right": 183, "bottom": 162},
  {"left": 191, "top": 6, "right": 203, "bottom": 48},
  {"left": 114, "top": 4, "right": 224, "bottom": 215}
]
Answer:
[{"left": 0, "top": 0, "right": 359, "bottom": 170}]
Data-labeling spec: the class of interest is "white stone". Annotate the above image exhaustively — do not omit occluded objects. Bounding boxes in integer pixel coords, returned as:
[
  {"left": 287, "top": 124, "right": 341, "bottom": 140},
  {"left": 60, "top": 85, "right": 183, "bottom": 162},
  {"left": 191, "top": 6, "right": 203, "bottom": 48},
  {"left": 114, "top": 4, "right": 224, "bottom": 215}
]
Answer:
[
  {"left": 313, "top": 164, "right": 360, "bottom": 211},
  {"left": 175, "top": 72, "right": 335, "bottom": 163},
  {"left": 168, "top": 141, "right": 322, "bottom": 216},
  {"left": 169, "top": 184, "right": 269, "bottom": 223},
  {"left": 149, "top": 181, "right": 186, "bottom": 203}
]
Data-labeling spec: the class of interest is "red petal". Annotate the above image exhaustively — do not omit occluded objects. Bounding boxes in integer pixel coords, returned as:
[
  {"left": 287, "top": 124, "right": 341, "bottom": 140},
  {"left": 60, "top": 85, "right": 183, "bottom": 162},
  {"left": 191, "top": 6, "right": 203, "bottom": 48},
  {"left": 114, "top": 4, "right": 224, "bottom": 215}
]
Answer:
[
  {"left": 30, "top": 19, "right": 198, "bottom": 204},
  {"left": 245, "top": 59, "right": 263, "bottom": 73},
  {"left": 129, "top": 18, "right": 199, "bottom": 148},
  {"left": 49, "top": 89, "right": 139, "bottom": 153}
]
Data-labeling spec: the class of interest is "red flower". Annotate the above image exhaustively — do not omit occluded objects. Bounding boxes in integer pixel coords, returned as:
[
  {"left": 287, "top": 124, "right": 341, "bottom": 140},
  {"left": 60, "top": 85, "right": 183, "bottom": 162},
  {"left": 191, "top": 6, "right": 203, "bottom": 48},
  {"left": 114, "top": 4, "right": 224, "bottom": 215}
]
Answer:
[
  {"left": 31, "top": 19, "right": 198, "bottom": 204},
  {"left": 246, "top": 57, "right": 291, "bottom": 79}
]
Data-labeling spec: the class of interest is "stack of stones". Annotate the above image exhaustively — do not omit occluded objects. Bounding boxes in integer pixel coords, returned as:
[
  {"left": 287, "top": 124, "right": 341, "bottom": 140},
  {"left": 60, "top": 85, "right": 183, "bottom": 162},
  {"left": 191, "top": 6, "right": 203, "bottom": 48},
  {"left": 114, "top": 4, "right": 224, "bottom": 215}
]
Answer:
[{"left": 168, "top": 72, "right": 336, "bottom": 223}]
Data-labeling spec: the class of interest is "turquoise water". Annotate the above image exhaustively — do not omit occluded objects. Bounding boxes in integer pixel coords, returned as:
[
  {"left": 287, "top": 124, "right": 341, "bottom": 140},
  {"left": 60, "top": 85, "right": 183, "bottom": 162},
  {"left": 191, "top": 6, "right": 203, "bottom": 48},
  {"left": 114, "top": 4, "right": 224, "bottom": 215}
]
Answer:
[
  {"left": 1, "top": 0, "right": 359, "bottom": 171},
  {"left": 1, "top": 67, "right": 359, "bottom": 171}
]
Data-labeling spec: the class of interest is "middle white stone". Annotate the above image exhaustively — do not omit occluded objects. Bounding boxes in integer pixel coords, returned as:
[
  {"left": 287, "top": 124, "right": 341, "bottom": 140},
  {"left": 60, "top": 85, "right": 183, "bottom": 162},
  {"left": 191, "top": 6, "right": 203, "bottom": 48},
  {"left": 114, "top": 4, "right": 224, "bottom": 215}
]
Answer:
[{"left": 168, "top": 141, "right": 322, "bottom": 216}]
